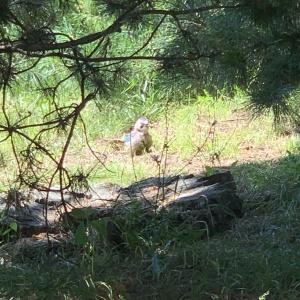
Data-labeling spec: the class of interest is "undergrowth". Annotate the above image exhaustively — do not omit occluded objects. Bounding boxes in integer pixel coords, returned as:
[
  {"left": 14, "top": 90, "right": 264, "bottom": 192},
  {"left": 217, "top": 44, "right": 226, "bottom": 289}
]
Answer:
[
  {"left": 1, "top": 154, "right": 300, "bottom": 300},
  {"left": 0, "top": 93, "right": 300, "bottom": 299},
  {"left": 1, "top": 66, "right": 300, "bottom": 300}
]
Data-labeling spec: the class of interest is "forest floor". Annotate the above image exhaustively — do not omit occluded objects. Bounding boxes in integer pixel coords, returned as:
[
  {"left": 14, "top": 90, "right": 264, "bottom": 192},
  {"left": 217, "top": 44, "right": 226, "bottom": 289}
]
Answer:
[{"left": 1, "top": 108, "right": 300, "bottom": 300}]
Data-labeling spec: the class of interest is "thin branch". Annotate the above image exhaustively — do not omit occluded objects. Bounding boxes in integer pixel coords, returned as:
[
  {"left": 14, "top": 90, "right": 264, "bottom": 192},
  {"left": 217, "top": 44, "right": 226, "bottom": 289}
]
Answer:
[
  {"left": 138, "top": 3, "right": 245, "bottom": 17},
  {"left": 3, "top": 48, "right": 210, "bottom": 62},
  {"left": 0, "top": 0, "right": 149, "bottom": 52},
  {"left": 130, "top": 14, "right": 167, "bottom": 57},
  {"left": 0, "top": 3, "right": 243, "bottom": 53}
]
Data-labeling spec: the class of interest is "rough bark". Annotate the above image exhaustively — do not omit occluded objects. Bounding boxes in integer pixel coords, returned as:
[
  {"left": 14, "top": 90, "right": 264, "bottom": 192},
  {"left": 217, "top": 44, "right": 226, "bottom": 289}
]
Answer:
[{"left": 0, "top": 171, "right": 242, "bottom": 238}]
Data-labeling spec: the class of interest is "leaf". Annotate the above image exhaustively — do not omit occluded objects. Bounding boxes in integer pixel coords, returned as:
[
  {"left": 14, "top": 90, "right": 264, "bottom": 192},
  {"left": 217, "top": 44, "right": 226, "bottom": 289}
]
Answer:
[
  {"left": 2, "top": 228, "right": 11, "bottom": 236},
  {"left": 9, "top": 222, "right": 18, "bottom": 232},
  {"left": 230, "top": 160, "right": 238, "bottom": 169},
  {"left": 90, "top": 219, "right": 107, "bottom": 235},
  {"left": 151, "top": 253, "right": 162, "bottom": 277},
  {"left": 75, "top": 222, "right": 88, "bottom": 245},
  {"left": 0, "top": 210, "right": 6, "bottom": 220},
  {"left": 205, "top": 165, "right": 214, "bottom": 176}
]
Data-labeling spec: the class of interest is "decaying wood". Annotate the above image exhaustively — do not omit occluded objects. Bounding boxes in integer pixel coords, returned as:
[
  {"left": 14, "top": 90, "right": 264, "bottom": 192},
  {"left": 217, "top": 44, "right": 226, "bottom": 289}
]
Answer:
[{"left": 0, "top": 171, "right": 242, "bottom": 238}]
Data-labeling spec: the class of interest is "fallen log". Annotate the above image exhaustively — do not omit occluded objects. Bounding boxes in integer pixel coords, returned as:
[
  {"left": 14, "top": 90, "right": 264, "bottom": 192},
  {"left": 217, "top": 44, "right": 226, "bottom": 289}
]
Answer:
[{"left": 0, "top": 171, "right": 242, "bottom": 238}]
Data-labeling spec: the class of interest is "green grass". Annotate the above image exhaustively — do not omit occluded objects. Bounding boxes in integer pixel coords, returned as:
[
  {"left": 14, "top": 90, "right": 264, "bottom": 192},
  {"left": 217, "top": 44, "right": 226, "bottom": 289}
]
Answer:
[
  {"left": 1, "top": 84, "right": 300, "bottom": 300},
  {"left": 0, "top": 85, "right": 298, "bottom": 187},
  {"left": 1, "top": 1, "right": 300, "bottom": 299},
  {"left": 2, "top": 93, "right": 299, "bottom": 296},
  {"left": 1, "top": 92, "right": 300, "bottom": 299},
  {"left": 1, "top": 152, "right": 300, "bottom": 299}
]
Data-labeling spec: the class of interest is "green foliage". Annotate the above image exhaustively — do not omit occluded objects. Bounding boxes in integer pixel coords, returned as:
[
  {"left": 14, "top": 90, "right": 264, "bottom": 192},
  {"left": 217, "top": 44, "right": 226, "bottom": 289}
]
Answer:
[
  {"left": 1, "top": 0, "right": 300, "bottom": 190},
  {"left": 1, "top": 0, "right": 300, "bottom": 124},
  {"left": 0, "top": 0, "right": 11, "bottom": 24},
  {"left": 0, "top": 258, "right": 115, "bottom": 299},
  {"left": 0, "top": 211, "right": 18, "bottom": 242},
  {"left": 157, "top": 0, "right": 300, "bottom": 118},
  {"left": 73, "top": 207, "right": 107, "bottom": 246},
  {"left": 0, "top": 2, "right": 300, "bottom": 298}
]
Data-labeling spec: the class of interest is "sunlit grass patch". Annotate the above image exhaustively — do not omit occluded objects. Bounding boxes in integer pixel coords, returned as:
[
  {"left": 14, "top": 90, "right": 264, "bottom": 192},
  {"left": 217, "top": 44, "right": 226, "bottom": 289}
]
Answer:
[
  {"left": 1, "top": 88, "right": 297, "bottom": 189},
  {"left": 1, "top": 82, "right": 300, "bottom": 300}
]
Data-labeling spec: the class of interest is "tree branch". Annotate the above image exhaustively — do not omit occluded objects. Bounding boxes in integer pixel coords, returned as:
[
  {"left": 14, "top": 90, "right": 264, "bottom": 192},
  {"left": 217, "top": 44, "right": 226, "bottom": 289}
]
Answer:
[{"left": 0, "top": 3, "right": 244, "bottom": 54}]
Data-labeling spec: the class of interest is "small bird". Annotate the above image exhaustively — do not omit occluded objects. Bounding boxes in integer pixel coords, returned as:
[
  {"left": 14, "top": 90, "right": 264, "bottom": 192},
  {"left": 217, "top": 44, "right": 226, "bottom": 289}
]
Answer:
[{"left": 124, "top": 116, "right": 153, "bottom": 156}]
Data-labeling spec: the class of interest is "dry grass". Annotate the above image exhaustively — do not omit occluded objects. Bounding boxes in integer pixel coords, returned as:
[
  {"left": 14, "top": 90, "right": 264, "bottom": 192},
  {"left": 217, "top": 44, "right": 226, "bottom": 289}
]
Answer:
[{"left": 60, "top": 106, "right": 297, "bottom": 187}]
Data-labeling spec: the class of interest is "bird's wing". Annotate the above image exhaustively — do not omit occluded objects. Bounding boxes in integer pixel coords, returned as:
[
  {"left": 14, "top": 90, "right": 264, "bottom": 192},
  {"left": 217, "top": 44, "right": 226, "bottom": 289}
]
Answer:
[
  {"left": 124, "top": 134, "right": 131, "bottom": 143},
  {"left": 124, "top": 129, "right": 139, "bottom": 142},
  {"left": 124, "top": 130, "right": 144, "bottom": 146}
]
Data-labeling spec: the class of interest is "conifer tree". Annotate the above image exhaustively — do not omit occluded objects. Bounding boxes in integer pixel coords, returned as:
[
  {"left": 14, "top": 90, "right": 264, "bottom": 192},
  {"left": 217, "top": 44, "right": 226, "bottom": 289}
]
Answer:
[{"left": 0, "top": 0, "right": 299, "bottom": 119}]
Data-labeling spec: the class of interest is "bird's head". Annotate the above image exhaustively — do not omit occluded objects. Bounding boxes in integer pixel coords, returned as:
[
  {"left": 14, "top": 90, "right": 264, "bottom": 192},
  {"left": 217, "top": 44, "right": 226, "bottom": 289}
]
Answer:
[{"left": 134, "top": 116, "right": 151, "bottom": 133}]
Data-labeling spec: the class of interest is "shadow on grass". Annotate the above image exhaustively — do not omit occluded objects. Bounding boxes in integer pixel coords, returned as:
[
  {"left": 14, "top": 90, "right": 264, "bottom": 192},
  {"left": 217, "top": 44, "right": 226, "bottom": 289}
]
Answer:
[{"left": 0, "top": 154, "right": 300, "bottom": 300}]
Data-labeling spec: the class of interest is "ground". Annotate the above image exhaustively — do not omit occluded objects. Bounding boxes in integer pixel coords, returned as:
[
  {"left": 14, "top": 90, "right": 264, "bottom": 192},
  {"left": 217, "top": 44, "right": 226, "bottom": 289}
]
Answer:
[
  {"left": 64, "top": 109, "right": 296, "bottom": 185},
  {"left": 1, "top": 110, "right": 300, "bottom": 300}
]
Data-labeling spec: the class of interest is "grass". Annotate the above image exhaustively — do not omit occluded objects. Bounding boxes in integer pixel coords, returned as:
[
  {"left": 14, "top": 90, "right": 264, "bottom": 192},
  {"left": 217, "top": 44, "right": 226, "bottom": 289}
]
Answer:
[
  {"left": 1, "top": 1, "right": 300, "bottom": 298},
  {"left": 62, "top": 94, "right": 296, "bottom": 186},
  {"left": 1, "top": 152, "right": 300, "bottom": 300},
  {"left": 1, "top": 87, "right": 300, "bottom": 299}
]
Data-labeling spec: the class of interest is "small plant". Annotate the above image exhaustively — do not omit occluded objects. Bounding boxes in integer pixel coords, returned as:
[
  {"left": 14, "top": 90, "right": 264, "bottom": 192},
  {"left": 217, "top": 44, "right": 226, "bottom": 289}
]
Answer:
[
  {"left": 0, "top": 210, "right": 18, "bottom": 243},
  {"left": 72, "top": 208, "right": 107, "bottom": 265}
]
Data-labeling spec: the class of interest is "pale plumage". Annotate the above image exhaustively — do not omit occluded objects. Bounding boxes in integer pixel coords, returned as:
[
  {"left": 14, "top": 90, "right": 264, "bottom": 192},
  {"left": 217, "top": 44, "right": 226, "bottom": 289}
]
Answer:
[{"left": 124, "top": 116, "right": 153, "bottom": 156}]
